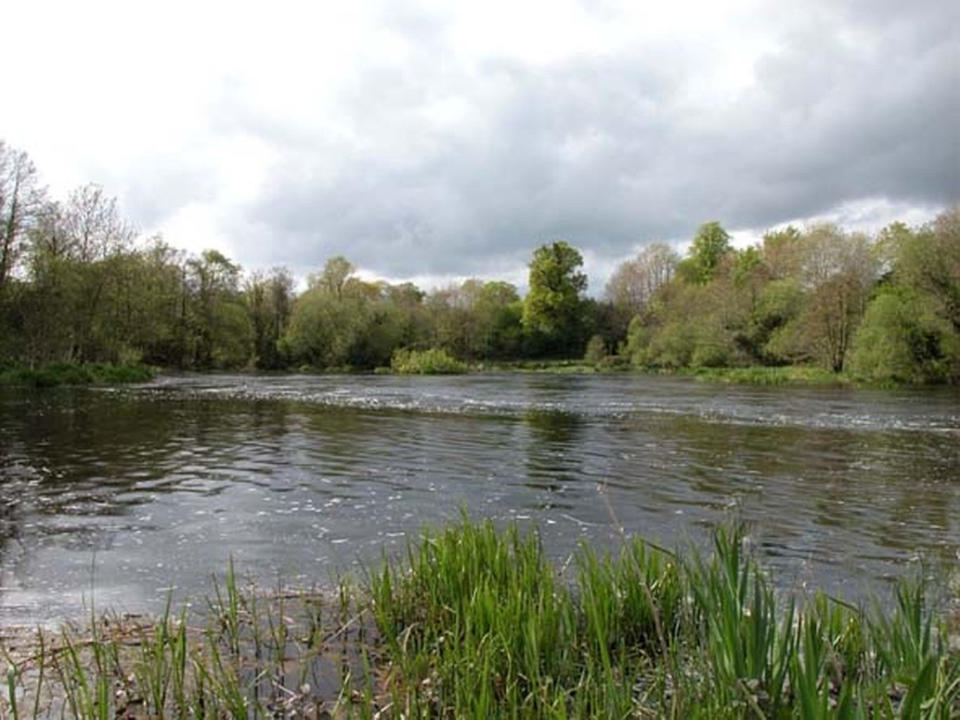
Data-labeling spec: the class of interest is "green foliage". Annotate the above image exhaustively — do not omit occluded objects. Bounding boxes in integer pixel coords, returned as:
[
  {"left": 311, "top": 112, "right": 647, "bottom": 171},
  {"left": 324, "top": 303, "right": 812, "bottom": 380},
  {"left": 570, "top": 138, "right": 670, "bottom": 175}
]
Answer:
[
  {"left": 621, "top": 218, "right": 957, "bottom": 382},
  {"left": 244, "top": 267, "right": 294, "bottom": 370},
  {"left": 522, "top": 241, "right": 589, "bottom": 356},
  {"left": 583, "top": 334, "right": 608, "bottom": 365},
  {"left": 2, "top": 136, "right": 957, "bottom": 384},
  {"left": 625, "top": 282, "right": 744, "bottom": 370},
  {"left": 900, "top": 211, "right": 960, "bottom": 327},
  {"left": 390, "top": 347, "right": 467, "bottom": 374},
  {"left": 762, "top": 225, "right": 803, "bottom": 279},
  {"left": 3, "top": 519, "right": 958, "bottom": 718},
  {"left": 422, "top": 279, "right": 523, "bottom": 361},
  {"left": 686, "top": 221, "right": 732, "bottom": 284},
  {"left": 734, "top": 278, "right": 807, "bottom": 364},
  {"left": 851, "top": 285, "right": 960, "bottom": 384},
  {"left": 690, "top": 365, "right": 852, "bottom": 386},
  {"left": 370, "top": 518, "right": 960, "bottom": 718}
]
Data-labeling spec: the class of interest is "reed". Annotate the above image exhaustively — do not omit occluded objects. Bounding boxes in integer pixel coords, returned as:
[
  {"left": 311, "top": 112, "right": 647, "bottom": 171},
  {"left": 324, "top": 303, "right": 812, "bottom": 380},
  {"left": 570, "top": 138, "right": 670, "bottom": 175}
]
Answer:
[{"left": 1, "top": 518, "right": 957, "bottom": 718}]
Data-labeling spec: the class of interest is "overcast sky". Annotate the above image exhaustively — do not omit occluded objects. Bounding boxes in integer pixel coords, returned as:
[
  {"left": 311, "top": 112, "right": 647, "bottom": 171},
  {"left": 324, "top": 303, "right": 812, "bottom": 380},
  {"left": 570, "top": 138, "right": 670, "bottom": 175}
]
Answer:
[{"left": 3, "top": 0, "right": 958, "bottom": 291}]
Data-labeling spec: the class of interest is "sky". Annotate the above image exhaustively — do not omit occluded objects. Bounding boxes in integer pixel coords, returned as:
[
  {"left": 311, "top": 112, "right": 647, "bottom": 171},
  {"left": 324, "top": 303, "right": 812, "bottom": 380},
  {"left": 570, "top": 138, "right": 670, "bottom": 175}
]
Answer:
[{"left": 3, "top": 0, "right": 958, "bottom": 292}]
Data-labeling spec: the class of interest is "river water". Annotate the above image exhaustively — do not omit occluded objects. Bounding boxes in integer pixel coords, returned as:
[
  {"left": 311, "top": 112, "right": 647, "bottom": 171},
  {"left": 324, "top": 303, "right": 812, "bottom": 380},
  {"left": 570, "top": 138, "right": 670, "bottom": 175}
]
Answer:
[{"left": 1, "top": 373, "right": 957, "bottom": 623}]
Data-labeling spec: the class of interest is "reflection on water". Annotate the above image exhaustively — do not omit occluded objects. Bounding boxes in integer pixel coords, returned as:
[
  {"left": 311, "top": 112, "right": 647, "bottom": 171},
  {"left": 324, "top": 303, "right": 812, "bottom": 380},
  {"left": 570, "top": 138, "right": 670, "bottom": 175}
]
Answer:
[{"left": 0, "top": 373, "right": 958, "bottom": 623}]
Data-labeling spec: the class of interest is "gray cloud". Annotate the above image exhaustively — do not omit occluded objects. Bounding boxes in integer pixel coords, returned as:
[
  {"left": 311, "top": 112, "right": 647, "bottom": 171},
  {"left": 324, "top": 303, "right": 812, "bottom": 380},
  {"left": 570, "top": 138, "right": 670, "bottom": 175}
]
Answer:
[{"left": 153, "top": 1, "right": 960, "bottom": 283}]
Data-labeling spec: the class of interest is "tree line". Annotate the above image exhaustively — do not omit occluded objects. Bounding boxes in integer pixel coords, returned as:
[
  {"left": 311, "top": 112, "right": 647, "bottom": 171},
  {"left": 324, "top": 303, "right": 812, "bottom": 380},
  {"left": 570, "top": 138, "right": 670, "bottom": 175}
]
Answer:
[
  {"left": 614, "top": 216, "right": 959, "bottom": 383},
  {"left": 1, "top": 140, "right": 957, "bottom": 382}
]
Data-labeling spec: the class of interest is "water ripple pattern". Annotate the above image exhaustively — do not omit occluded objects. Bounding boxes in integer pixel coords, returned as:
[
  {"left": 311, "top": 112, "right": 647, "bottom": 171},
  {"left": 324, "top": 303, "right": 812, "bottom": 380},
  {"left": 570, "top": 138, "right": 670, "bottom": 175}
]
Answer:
[{"left": 1, "top": 373, "right": 958, "bottom": 623}]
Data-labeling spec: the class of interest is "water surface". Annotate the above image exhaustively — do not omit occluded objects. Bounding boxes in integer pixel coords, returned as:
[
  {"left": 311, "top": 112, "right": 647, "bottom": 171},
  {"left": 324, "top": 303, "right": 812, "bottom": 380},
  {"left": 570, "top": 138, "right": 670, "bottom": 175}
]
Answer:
[{"left": 1, "top": 373, "right": 957, "bottom": 623}]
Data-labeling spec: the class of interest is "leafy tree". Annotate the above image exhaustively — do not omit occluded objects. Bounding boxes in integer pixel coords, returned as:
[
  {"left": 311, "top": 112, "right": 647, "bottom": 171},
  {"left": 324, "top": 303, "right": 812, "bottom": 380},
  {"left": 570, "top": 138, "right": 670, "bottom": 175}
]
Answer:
[
  {"left": 679, "top": 221, "right": 731, "bottom": 285},
  {"left": 285, "top": 258, "right": 400, "bottom": 369},
  {"left": 245, "top": 267, "right": 294, "bottom": 369},
  {"left": 521, "top": 241, "right": 588, "bottom": 356},
  {"left": 624, "top": 280, "right": 743, "bottom": 369},
  {"left": 851, "top": 285, "right": 959, "bottom": 383},
  {"left": 796, "top": 225, "right": 878, "bottom": 371},
  {"left": 898, "top": 208, "right": 960, "bottom": 334},
  {"left": 187, "top": 250, "right": 251, "bottom": 368},
  {"left": 605, "top": 242, "right": 678, "bottom": 335},
  {"left": 748, "top": 279, "right": 804, "bottom": 363},
  {"left": 310, "top": 255, "right": 354, "bottom": 300},
  {"left": 423, "top": 279, "right": 522, "bottom": 360},
  {"left": 761, "top": 225, "right": 803, "bottom": 280}
]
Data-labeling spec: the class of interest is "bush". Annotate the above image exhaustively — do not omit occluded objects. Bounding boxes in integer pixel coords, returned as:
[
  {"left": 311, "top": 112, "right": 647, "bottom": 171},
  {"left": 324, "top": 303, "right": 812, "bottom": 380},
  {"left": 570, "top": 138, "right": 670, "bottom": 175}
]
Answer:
[
  {"left": 390, "top": 348, "right": 467, "bottom": 375},
  {"left": 851, "top": 286, "right": 959, "bottom": 384},
  {"left": 583, "top": 334, "right": 607, "bottom": 365}
]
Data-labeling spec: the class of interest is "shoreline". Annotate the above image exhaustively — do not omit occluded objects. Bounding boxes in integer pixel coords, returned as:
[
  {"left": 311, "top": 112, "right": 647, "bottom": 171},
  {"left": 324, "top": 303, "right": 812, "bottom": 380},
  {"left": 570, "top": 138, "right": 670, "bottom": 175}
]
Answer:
[{"left": 3, "top": 361, "right": 957, "bottom": 393}]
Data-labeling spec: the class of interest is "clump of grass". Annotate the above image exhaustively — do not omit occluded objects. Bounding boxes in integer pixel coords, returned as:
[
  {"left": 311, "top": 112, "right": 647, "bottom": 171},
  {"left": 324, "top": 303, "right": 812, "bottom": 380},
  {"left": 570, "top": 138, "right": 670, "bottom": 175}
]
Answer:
[
  {"left": 370, "top": 517, "right": 959, "bottom": 718},
  {"left": 390, "top": 348, "right": 467, "bottom": 374},
  {"left": 0, "top": 363, "right": 154, "bottom": 388},
  {"left": 2, "top": 519, "right": 957, "bottom": 718},
  {"left": 686, "top": 365, "right": 853, "bottom": 386}
]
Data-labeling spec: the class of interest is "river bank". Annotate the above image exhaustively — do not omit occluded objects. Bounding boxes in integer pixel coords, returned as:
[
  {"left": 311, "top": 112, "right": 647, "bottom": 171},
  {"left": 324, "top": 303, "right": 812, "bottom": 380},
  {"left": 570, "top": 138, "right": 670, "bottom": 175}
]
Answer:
[
  {"left": 2, "top": 518, "right": 957, "bottom": 718},
  {"left": 0, "top": 363, "right": 154, "bottom": 388},
  {"left": 4, "top": 359, "right": 952, "bottom": 391}
]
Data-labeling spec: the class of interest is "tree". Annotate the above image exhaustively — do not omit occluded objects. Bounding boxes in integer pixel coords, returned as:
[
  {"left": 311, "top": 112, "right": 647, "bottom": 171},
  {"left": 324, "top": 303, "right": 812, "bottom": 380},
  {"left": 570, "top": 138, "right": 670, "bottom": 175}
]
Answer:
[
  {"left": 423, "top": 279, "right": 522, "bottom": 360},
  {"left": 761, "top": 225, "right": 803, "bottom": 280},
  {"left": 521, "top": 241, "right": 588, "bottom": 356},
  {"left": 0, "top": 142, "right": 45, "bottom": 290},
  {"left": 790, "top": 224, "right": 879, "bottom": 371},
  {"left": 61, "top": 185, "right": 138, "bottom": 361},
  {"left": 310, "top": 255, "right": 354, "bottom": 300},
  {"left": 187, "top": 250, "right": 251, "bottom": 367},
  {"left": 851, "top": 285, "right": 959, "bottom": 383},
  {"left": 898, "top": 207, "right": 960, "bottom": 334},
  {"left": 680, "top": 221, "right": 731, "bottom": 284},
  {"left": 62, "top": 184, "right": 134, "bottom": 262},
  {"left": 245, "top": 267, "right": 295, "bottom": 369},
  {"left": 604, "top": 242, "right": 679, "bottom": 335}
]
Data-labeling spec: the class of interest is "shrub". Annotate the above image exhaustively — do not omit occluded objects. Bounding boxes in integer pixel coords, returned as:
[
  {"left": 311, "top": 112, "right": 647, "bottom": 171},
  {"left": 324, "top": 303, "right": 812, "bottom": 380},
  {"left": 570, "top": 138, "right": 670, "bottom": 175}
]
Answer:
[
  {"left": 583, "top": 334, "right": 608, "bottom": 365},
  {"left": 390, "top": 348, "right": 467, "bottom": 375}
]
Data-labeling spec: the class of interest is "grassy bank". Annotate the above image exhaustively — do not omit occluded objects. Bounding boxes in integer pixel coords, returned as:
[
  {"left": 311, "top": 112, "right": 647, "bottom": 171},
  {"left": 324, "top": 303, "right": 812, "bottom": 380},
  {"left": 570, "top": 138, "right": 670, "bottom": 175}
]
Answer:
[
  {"left": 2, "top": 518, "right": 957, "bottom": 718},
  {"left": 0, "top": 363, "right": 155, "bottom": 388}
]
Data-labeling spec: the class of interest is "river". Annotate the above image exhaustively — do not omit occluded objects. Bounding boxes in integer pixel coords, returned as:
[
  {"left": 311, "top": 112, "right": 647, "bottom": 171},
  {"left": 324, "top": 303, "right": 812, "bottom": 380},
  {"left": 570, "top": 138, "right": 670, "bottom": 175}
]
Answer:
[{"left": 1, "top": 373, "right": 957, "bottom": 624}]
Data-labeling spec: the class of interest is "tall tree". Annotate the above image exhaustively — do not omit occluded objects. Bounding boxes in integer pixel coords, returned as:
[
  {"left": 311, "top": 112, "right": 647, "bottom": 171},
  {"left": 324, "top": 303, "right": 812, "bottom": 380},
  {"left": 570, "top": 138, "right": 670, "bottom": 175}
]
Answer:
[
  {"left": 309, "top": 255, "right": 354, "bottom": 299},
  {"left": 522, "top": 241, "right": 588, "bottom": 356},
  {"left": 796, "top": 224, "right": 878, "bottom": 371},
  {"left": 187, "top": 250, "right": 251, "bottom": 367},
  {"left": 245, "top": 266, "right": 295, "bottom": 369},
  {"left": 605, "top": 242, "right": 679, "bottom": 335},
  {"left": 679, "top": 221, "right": 732, "bottom": 285},
  {"left": 900, "top": 208, "right": 960, "bottom": 334},
  {"left": 0, "top": 142, "right": 45, "bottom": 290},
  {"left": 61, "top": 185, "right": 137, "bottom": 361}
]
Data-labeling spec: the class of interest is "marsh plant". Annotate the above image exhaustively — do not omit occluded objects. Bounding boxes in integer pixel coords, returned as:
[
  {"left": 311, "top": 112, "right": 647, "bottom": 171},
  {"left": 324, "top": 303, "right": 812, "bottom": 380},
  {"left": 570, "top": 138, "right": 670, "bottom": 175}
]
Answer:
[{"left": 2, "top": 519, "right": 958, "bottom": 718}]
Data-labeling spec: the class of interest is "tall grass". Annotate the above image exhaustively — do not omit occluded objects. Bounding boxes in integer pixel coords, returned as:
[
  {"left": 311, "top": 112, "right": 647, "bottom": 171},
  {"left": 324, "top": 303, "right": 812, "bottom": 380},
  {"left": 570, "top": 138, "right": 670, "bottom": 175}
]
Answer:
[
  {"left": 686, "top": 365, "right": 854, "bottom": 387},
  {"left": 369, "top": 518, "right": 958, "bottom": 718},
  {"left": 2, "top": 518, "right": 957, "bottom": 717}
]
